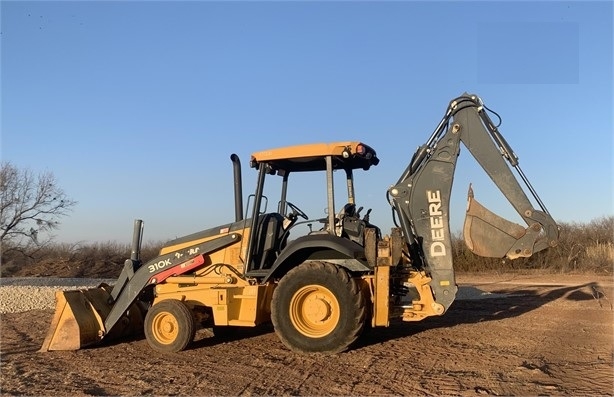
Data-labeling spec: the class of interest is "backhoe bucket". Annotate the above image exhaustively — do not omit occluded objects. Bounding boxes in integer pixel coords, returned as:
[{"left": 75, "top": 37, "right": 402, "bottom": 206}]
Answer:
[
  {"left": 463, "top": 186, "right": 526, "bottom": 258},
  {"left": 39, "top": 284, "right": 144, "bottom": 352}
]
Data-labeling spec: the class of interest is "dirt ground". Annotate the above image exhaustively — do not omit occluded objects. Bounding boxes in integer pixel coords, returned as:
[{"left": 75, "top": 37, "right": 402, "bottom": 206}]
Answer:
[{"left": 1, "top": 272, "right": 613, "bottom": 396}]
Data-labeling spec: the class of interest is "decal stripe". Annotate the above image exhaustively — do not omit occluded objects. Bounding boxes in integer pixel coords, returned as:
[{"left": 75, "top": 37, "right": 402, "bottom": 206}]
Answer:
[{"left": 148, "top": 255, "right": 206, "bottom": 284}]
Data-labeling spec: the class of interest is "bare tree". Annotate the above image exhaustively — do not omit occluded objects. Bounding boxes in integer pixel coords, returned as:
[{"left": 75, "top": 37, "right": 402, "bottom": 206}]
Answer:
[{"left": 0, "top": 162, "right": 77, "bottom": 256}]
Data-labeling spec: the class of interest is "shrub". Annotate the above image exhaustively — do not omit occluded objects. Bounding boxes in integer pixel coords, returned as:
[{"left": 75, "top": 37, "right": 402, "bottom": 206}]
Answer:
[
  {"left": 1, "top": 240, "right": 164, "bottom": 278},
  {"left": 1, "top": 216, "right": 612, "bottom": 277},
  {"left": 452, "top": 216, "right": 613, "bottom": 274}
]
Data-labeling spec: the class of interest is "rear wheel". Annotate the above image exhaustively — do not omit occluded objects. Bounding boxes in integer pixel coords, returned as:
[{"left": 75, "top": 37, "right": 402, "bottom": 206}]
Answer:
[
  {"left": 271, "top": 262, "right": 366, "bottom": 354},
  {"left": 144, "top": 299, "right": 195, "bottom": 353}
]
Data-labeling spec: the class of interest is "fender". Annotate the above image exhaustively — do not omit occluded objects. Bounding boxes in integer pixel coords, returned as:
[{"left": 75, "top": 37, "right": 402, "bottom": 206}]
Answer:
[{"left": 262, "top": 234, "right": 371, "bottom": 283}]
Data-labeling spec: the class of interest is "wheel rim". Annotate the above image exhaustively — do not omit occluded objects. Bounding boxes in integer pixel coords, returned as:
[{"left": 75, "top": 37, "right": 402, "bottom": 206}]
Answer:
[
  {"left": 151, "top": 311, "right": 178, "bottom": 345},
  {"left": 289, "top": 285, "right": 340, "bottom": 338}
]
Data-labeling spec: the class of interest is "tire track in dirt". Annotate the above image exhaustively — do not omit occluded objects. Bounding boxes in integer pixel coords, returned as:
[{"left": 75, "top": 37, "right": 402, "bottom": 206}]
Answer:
[{"left": 506, "top": 296, "right": 613, "bottom": 395}]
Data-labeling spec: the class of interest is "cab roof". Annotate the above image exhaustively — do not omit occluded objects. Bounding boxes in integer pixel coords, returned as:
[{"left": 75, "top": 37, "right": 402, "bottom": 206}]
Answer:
[{"left": 250, "top": 141, "right": 379, "bottom": 173}]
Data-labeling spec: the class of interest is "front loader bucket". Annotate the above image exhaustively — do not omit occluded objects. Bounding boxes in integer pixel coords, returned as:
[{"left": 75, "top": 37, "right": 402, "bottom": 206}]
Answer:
[
  {"left": 39, "top": 285, "right": 144, "bottom": 352},
  {"left": 463, "top": 186, "right": 526, "bottom": 258}
]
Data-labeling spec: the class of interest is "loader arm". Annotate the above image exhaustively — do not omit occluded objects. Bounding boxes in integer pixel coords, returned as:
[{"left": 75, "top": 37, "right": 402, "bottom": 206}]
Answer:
[
  {"left": 388, "top": 93, "right": 559, "bottom": 312},
  {"left": 103, "top": 232, "right": 241, "bottom": 335},
  {"left": 40, "top": 231, "right": 241, "bottom": 351}
]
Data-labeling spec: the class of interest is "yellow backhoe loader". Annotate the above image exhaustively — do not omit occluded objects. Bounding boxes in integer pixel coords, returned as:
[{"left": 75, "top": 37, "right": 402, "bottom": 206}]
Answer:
[{"left": 41, "top": 93, "right": 559, "bottom": 354}]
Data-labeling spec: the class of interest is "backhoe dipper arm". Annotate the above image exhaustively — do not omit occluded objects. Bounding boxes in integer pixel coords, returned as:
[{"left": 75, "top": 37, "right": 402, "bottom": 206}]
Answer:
[{"left": 388, "top": 93, "right": 559, "bottom": 312}]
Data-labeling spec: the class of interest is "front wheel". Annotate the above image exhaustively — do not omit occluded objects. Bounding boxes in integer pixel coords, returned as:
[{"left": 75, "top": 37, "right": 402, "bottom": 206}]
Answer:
[
  {"left": 144, "top": 299, "right": 195, "bottom": 353},
  {"left": 271, "top": 262, "right": 366, "bottom": 354}
]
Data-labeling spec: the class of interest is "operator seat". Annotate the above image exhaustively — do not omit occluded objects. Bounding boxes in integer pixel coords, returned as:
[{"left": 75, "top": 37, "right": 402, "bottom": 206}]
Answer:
[
  {"left": 336, "top": 203, "right": 367, "bottom": 244},
  {"left": 251, "top": 213, "right": 285, "bottom": 271},
  {"left": 335, "top": 203, "right": 357, "bottom": 236}
]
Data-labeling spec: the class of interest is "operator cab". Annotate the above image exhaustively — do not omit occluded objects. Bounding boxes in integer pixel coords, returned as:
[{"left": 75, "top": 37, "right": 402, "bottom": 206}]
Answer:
[{"left": 243, "top": 141, "right": 380, "bottom": 274}]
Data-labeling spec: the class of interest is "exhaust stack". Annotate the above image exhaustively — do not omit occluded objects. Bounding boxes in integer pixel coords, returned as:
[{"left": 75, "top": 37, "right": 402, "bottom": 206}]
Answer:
[
  {"left": 130, "top": 219, "right": 144, "bottom": 262},
  {"left": 230, "top": 154, "right": 243, "bottom": 222}
]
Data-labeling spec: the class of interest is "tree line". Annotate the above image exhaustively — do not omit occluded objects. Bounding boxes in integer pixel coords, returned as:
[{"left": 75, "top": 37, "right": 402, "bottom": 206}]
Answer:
[{"left": 1, "top": 163, "right": 612, "bottom": 276}]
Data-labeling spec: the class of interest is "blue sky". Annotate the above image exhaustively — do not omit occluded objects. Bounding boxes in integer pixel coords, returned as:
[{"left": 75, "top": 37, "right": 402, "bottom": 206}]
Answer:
[{"left": 2, "top": 1, "right": 612, "bottom": 244}]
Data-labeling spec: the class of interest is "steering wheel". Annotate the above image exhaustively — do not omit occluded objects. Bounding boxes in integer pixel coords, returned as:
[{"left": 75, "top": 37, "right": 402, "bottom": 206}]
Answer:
[{"left": 286, "top": 202, "right": 309, "bottom": 220}]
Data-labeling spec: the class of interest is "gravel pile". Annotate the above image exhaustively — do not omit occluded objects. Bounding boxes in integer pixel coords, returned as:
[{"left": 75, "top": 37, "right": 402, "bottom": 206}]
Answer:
[{"left": 0, "top": 278, "right": 115, "bottom": 314}]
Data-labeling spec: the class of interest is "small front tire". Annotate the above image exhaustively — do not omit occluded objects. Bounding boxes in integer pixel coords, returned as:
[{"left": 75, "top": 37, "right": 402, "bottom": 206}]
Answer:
[{"left": 144, "top": 299, "right": 195, "bottom": 353}]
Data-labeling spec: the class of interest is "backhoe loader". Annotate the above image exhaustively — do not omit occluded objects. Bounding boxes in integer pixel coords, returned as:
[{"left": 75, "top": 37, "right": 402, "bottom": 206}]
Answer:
[{"left": 41, "top": 93, "right": 559, "bottom": 354}]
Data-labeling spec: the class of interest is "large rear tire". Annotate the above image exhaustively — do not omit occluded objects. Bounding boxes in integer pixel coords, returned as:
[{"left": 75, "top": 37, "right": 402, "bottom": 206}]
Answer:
[
  {"left": 144, "top": 299, "right": 195, "bottom": 353},
  {"left": 271, "top": 262, "right": 366, "bottom": 354}
]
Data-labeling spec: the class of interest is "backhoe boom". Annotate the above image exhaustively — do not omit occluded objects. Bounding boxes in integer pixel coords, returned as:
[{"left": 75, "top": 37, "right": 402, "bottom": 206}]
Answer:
[{"left": 388, "top": 93, "right": 559, "bottom": 312}]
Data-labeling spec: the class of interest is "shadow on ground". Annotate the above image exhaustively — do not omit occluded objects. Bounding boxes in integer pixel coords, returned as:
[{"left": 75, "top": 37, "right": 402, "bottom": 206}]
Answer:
[{"left": 354, "top": 281, "right": 610, "bottom": 350}]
